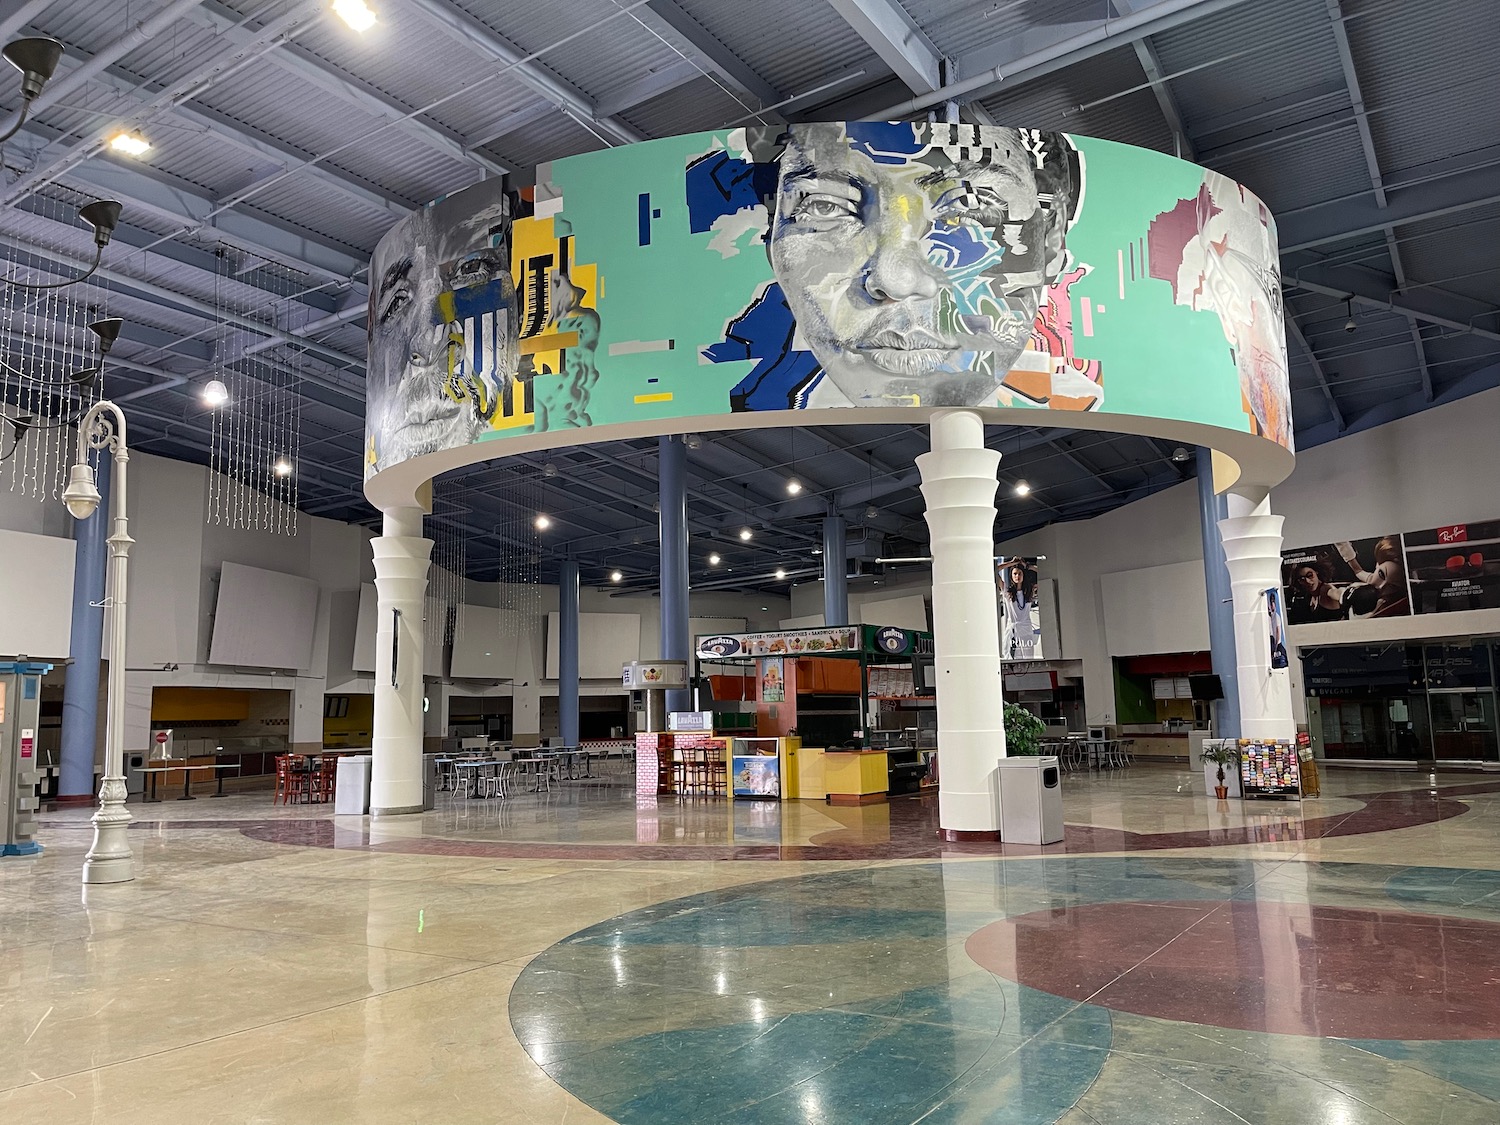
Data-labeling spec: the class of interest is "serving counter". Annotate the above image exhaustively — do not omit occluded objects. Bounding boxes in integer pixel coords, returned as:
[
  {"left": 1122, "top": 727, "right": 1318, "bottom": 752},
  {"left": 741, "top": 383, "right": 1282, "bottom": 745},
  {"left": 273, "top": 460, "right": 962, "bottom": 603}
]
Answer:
[{"left": 823, "top": 749, "right": 889, "bottom": 805}]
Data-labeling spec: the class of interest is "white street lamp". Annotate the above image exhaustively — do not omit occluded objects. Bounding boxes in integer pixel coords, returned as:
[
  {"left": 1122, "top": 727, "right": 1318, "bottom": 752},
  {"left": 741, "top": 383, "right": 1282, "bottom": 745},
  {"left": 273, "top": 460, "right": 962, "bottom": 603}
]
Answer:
[{"left": 62, "top": 400, "right": 134, "bottom": 884}]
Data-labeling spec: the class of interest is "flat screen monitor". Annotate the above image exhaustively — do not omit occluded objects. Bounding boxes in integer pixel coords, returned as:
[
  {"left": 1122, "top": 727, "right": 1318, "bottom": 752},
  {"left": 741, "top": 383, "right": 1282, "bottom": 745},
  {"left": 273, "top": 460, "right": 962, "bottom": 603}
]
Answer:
[{"left": 1189, "top": 673, "right": 1224, "bottom": 701}]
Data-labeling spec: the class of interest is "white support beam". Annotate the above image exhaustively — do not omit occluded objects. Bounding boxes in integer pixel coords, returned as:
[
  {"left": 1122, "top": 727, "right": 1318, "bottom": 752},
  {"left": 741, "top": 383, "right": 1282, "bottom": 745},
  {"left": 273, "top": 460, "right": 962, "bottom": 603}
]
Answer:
[
  {"left": 405, "top": 0, "right": 644, "bottom": 146},
  {"left": 825, "top": 0, "right": 943, "bottom": 95},
  {"left": 594, "top": 58, "right": 703, "bottom": 118}
]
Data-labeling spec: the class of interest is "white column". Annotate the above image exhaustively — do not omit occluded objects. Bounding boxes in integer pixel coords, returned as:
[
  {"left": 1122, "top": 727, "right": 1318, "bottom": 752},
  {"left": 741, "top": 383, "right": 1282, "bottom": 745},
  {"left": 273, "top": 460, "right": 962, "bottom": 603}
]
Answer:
[
  {"left": 917, "top": 410, "right": 1005, "bottom": 840},
  {"left": 1218, "top": 488, "right": 1296, "bottom": 740},
  {"left": 371, "top": 506, "right": 432, "bottom": 815}
]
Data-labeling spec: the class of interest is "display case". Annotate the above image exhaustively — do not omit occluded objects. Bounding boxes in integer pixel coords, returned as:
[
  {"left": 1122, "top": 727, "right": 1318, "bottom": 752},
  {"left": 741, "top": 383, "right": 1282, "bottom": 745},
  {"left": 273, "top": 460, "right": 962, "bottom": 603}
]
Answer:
[
  {"left": 731, "top": 737, "right": 781, "bottom": 798},
  {"left": 1239, "top": 739, "right": 1301, "bottom": 799}
]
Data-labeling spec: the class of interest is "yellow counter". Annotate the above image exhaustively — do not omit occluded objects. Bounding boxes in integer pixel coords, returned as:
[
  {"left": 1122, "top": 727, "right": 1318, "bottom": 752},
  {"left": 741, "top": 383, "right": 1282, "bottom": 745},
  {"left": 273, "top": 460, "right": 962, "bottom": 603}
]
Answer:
[{"left": 823, "top": 750, "right": 888, "bottom": 805}]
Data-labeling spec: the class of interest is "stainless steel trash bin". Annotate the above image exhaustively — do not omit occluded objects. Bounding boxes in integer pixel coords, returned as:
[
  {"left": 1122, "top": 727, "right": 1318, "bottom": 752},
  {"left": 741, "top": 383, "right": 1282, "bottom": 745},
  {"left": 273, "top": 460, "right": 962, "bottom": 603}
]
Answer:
[{"left": 996, "top": 755, "right": 1064, "bottom": 844}]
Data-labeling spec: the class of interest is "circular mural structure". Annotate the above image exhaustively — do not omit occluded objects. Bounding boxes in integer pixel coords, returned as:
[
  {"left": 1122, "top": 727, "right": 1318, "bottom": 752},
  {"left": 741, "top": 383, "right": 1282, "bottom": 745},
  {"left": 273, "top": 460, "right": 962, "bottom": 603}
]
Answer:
[{"left": 364, "top": 122, "right": 1295, "bottom": 513}]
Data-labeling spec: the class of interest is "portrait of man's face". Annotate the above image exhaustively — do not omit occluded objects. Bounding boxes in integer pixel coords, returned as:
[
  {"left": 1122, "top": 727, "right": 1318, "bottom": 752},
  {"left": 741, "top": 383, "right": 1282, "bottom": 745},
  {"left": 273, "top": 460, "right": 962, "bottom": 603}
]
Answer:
[
  {"left": 366, "top": 186, "right": 516, "bottom": 473},
  {"left": 760, "top": 122, "right": 1073, "bottom": 408}
]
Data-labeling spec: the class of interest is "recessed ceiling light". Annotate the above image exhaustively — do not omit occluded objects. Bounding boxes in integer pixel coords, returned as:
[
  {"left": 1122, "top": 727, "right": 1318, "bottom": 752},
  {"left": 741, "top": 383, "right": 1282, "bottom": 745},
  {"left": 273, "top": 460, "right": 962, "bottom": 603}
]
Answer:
[
  {"left": 708, "top": 553, "right": 721, "bottom": 566},
  {"left": 109, "top": 131, "right": 151, "bottom": 156},
  {"left": 739, "top": 527, "right": 753, "bottom": 541},
  {"left": 610, "top": 570, "right": 622, "bottom": 582},
  {"left": 202, "top": 378, "right": 228, "bottom": 407},
  {"left": 786, "top": 478, "right": 802, "bottom": 495},
  {"left": 272, "top": 458, "right": 292, "bottom": 478},
  {"left": 1014, "top": 480, "right": 1031, "bottom": 496},
  {"left": 534, "top": 514, "right": 551, "bottom": 530},
  {"left": 333, "top": 0, "right": 378, "bottom": 32}
]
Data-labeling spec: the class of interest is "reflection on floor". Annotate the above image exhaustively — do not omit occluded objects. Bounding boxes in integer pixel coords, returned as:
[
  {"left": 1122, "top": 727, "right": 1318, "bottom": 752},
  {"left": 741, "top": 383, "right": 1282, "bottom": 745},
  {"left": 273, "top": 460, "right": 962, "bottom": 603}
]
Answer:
[{"left": 3, "top": 765, "right": 1498, "bottom": 1123}]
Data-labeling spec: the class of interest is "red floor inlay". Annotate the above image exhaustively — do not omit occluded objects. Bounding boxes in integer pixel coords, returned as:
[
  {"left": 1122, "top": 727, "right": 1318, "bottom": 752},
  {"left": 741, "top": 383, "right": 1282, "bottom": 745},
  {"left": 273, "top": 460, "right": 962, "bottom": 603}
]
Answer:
[{"left": 965, "top": 899, "right": 1500, "bottom": 1040}]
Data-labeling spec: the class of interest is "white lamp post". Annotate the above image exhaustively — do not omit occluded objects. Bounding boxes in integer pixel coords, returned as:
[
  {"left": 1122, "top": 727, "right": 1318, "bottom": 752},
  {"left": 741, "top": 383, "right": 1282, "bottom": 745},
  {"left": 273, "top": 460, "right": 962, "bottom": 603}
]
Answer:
[{"left": 62, "top": 400, "right": 134, "bottom": 884}]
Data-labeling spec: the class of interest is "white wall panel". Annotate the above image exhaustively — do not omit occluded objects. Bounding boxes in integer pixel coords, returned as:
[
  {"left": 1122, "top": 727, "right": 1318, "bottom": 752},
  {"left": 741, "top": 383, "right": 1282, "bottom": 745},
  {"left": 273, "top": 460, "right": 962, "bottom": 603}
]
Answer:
[
  {"left": 1100, "top": 562, "right": 1209, "bottom": 657},
  {"left": 208, "top": 562, "right": 320, "bottom": 670},
  {"left": 545, "top": 611, "right": 641, "bottom": 679},
  {"left": 0, "top": 529, "right": 75, "bottom": 658}
]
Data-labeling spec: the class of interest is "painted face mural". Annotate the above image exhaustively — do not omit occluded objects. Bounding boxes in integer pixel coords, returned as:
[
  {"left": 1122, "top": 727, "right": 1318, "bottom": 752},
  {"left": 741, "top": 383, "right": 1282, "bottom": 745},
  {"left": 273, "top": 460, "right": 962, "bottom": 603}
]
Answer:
[
  {"left": 365, "top": 183, "right": 518, "bottom": 475},
  {"left": 1149, "top": 170, "right": 1292, "bottom": 449},
  {"left": 689, "top": 122, "right": 1091, "bottom": 411},
  {"left": 769, "top": 123, "right": 1075, "bottom": 407},
  {"left": 363, "top": 124, "right": 1293, "bottom": 478}
]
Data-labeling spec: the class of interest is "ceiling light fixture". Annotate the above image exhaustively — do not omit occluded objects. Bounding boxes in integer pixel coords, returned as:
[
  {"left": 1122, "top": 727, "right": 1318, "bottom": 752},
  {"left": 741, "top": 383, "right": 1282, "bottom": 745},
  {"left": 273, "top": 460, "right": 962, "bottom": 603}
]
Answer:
[
  {"left": 1171, "top": 446, "right": 1191, "bottom": 463},
  {"left": 786, "top": 478, "right": 802, "bottom": 495},
  {"left": 534, "top": 514, "right": 551, "bottom": 530},
  {"left": 708, "top": 553, "right": 721, "bottom": 566},
  {"left": 739, "top": 527, "right": 753, "bottom": 541},
  {"left": 333, "top": 0, "right": 378, "bottom": 32},
  {"left": 1, "top": 37, "right": 64, "bottom": 141},
  {"left": 1344, "top": 298, "right": 1357, "bottom": 333},
  {"left": 272, "top": 458, "right": 293, "bottom": 478},
  {"left": 610, "top": 570, "right": 623, "bottom": 582},
  {"left": 202, "top": 379, "right": 229, "bottom": 407},
  {"left": 108, "top": 131, "right": 151, "bottom": 157},
  {"left": 1014, "top": 480, "right": 1032, "bottom": 496},
  {"left": 774, "top": 568, "right": 786, "bottom": 580},
  {"left": 863, "top": 504, "right": 879, "bottom": 521}
]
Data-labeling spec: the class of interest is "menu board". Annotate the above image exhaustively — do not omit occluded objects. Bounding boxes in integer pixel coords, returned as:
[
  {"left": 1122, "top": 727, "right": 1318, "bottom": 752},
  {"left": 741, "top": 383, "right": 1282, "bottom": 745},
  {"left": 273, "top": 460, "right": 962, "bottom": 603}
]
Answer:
[{"left": 1239, "top": 739, "right": 1300, "bottom": 798}]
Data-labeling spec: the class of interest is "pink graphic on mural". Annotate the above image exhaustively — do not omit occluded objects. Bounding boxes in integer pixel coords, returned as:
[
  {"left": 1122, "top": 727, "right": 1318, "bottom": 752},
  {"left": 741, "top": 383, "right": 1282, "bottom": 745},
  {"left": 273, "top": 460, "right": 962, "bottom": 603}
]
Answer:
[
  {"left": 998, "top": 265, "right": 1103, "bottom": 411},
  {"left": 1148, "top": 173, "right": 1291, "bottom": 450}
]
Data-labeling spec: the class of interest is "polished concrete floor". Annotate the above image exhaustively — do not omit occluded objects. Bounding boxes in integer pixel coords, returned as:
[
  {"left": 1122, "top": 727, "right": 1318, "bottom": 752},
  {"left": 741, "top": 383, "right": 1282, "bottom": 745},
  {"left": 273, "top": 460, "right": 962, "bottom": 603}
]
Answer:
[{"left": 4, "top": 764, "right": 1499, "bottom": 1123}]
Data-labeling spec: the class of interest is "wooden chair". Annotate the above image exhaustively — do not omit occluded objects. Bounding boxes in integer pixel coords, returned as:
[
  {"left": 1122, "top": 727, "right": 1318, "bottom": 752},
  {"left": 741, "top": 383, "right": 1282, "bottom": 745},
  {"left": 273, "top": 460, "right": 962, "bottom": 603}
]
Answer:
[
  {"left": 273, "top": 755, "right": 293, "bottom": 805},
  {"left": 704, "top": 744, "right": 727, "bottom": 797},
  {"left": 311, "top": 758, "right": 337, "bottom": 802}
]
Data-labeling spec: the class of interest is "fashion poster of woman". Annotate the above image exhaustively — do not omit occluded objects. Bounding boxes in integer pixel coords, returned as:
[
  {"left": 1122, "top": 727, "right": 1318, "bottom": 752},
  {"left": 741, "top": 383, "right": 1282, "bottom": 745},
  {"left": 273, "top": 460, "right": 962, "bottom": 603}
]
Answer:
[
  {"left": 1266, "top": 587, "right": 1289, "bottom": 669},
  {"left": 1281, "top": 536, "right": 1411, "bottom": 625},
  {"left": 998, "top": 557, "right": 1044, "bottom": 660}
]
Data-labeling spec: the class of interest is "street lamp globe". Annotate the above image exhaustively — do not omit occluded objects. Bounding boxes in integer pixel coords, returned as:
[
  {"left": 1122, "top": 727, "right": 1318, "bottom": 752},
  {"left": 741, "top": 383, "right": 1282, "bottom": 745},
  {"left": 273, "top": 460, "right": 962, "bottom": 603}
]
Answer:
[{"left": 61, "top": 462, "right": 101, "bottom": 519}]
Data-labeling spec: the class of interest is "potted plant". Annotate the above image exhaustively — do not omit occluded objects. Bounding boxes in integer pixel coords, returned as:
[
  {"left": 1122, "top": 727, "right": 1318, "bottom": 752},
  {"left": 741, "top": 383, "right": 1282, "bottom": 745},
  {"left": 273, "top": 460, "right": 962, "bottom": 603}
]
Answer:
[
  {"left": 1004, "top": 704, "right": 1047, "bottom": 757},
  {"left": 1200, "top": 742, "right": 1239, "bottom": 800}
]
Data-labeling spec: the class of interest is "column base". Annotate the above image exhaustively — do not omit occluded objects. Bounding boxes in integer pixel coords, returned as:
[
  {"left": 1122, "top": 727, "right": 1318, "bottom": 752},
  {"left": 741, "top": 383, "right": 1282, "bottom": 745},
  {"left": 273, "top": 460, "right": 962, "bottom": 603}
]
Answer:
[
  {"left": 371, "top": 804, "right": 425, "bottom": 817},
  {"left": 937, "top": 828, "right": 1001, "bottom": 843}
]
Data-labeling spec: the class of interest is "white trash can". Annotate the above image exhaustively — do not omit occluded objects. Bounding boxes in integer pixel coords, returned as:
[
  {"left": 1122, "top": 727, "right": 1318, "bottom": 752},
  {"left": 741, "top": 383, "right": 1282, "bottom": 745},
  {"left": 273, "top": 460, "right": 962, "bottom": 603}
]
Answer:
[
  {"left": 996, "top": 755, "right": 1065, "bottom": 845},
  {"left": 334, "top": 755, "right": 372, "bottom": 815}
]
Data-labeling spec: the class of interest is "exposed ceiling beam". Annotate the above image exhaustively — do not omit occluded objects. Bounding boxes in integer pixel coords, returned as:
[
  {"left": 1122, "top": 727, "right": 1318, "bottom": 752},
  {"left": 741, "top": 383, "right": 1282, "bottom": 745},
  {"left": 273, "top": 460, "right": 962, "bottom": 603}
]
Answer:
[
  {"left": 53, "top": 43, "right": 415, "bottom": 216},
  {"left": 1323, "top": 0, "right": 1432, "bottom": 403},
  {"left": 637, "top": 0, "right": 784, "bottom": 115},
  {"left": 1277, "top": 159, "right": 1500, "bottom": 252},
  {"left": 874, "top": 0, "right": 1258, "bottom": 119},
  {"left": 593, "top": 58, "right": 703, "bottom": 118},
  {"left": 183, "top": 1, "right": 507, "bottom": 177},
  {"left": 825, "top": 0, "right": 943, "bottom": 94},
  {"left": 0, "top": 0, "right": 208, "bottom": 134},
  {"left": 1111, "top": 0, "right": 1195, "bottom": 158},
  {"left": 1288, "top": 262, "right": 1500, "bottom": 343},
  {"left": 1284, "top": 315, "right": 1344, "bottom": 432},
  {"left": 2, "top": 2, "right": 317, "bottom": 208},
  {"left": 404, "top": 0, "right": 646, "bottom": 147},
  {"left": 60, "top": 155, "right": 370, "bottom": 280}
]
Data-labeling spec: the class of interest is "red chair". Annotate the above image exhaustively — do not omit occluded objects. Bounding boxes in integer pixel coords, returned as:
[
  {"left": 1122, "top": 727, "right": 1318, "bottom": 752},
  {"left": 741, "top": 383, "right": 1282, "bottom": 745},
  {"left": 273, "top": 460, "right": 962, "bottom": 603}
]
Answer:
[
  {"left": 273, "top": 755, "right": 294, "bottom": 805},
  {"left": 310, "top": 758, "right": 337, "bottom": 803}
]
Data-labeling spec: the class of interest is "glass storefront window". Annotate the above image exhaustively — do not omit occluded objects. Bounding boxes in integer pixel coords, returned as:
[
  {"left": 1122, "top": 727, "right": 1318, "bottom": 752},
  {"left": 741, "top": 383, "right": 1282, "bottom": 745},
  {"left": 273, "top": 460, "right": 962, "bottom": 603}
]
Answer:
[{"left": 1303, "top": 636, "right": 1498, "bottom": 764}]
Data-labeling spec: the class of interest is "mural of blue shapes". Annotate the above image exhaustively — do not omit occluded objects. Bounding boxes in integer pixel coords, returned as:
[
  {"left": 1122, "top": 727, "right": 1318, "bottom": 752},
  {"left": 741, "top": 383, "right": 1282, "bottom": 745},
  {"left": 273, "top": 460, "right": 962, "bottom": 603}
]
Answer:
[
  {"left": 1383, "top": 866, "right": 1500, "bottom": 915},
  {"left": 927, "top": 222, "right": 1006, "bottom": 274},
  {"left": 637, "top": 192, "right": 664, "bottom": 246},
  {"left": 1348, "top": 1040, "right": 1500, "bottom": 1104},
  {"left": 438, "top": 276, "right": 511, "bottom": 322},
  {"left": 702, "top": 283, "right": 824, "bottom": 411},
  {"left": 686, "top": 148, "right": 776, "bottom": 233},
  {"left": 846, "top": 121, "right": 929, "bottom": 165}
]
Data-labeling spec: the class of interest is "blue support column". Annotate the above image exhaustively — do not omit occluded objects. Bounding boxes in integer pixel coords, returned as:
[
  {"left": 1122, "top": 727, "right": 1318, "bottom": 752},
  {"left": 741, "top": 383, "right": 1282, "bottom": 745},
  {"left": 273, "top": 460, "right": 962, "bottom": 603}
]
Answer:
[
  {"left": 822, "top": 513, "right": 848, "bottom": 626},
  {"left": 1197, "top": 446, "right": 1241, "bottom": 738},
  {"left": 659, "top": 435, "right": 690, "bottom": 713},
  {"left": 559, "top": 559, "right": 580, "bottom": 747},
  {"left": 58, "top": 450, "right": 111, "bottom": 799}
]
